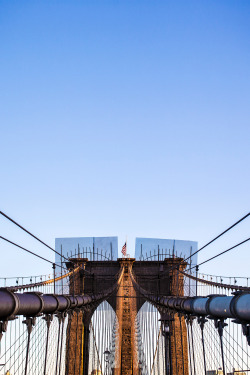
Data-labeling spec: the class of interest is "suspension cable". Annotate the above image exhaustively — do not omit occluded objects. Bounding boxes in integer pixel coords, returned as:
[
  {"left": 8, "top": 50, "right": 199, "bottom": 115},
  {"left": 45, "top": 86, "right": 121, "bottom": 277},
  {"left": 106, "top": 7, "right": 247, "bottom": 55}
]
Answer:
[
  {"left": 187, "top": 237, "right": 250, "bottom": 271},
  {"left": 185, "top": 212, "right": 250, "bottom": 263},
  {"left": 0, "top": 211, "right": 68, "bottom": 260},
  {"left": 180, "top": 270, "right": 250, "bottom": 291},
  {"left": 58, "top": 315, "right": 65, "bottom": 375},
  {"left": 161, "top": 212, "right": 250, "bottom": 276},
  {"left": 73, "top": 311, "right": 79, "bottom": 375},
  {"left": 0, "top": 236, "right": 67, "bottom": 270}
]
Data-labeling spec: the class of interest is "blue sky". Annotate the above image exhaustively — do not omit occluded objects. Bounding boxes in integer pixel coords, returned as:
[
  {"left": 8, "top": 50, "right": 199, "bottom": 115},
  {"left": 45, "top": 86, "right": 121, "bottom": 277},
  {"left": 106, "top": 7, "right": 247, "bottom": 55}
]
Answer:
[{"left": 0, "top": 0, "right": 249, "bottom": 279}]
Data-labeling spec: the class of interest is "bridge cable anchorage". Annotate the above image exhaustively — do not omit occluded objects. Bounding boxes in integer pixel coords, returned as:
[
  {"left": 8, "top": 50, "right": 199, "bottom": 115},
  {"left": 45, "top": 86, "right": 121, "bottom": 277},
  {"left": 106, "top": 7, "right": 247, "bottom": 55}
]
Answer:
[{"left": 0, "top": 210, "right": 70, "bottom": 261}]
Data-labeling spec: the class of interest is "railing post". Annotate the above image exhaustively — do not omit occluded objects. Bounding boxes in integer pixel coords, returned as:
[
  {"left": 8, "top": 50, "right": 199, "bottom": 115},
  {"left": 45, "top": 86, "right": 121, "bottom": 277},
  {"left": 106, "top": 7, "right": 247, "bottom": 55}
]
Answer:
[
  {"left": 195, "top": 265, "right": 199, "bottom": 296},
  {"left": 53, "top": 263, "right": 56, "bottom": 294}
]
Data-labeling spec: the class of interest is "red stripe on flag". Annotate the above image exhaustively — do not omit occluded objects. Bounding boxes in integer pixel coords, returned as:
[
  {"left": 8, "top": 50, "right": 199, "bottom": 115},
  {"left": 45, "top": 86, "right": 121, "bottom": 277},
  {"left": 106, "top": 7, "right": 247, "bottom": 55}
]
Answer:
[{"left": 121, "top": 242, "right": 127, "bottom": 256}]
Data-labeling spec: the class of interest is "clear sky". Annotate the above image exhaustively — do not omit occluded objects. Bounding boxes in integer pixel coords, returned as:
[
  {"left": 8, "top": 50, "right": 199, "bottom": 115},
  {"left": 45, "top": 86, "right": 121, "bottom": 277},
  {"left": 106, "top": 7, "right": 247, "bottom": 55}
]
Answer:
[{"left": 0, "top": 0, "right": 249, "bottom": 280}]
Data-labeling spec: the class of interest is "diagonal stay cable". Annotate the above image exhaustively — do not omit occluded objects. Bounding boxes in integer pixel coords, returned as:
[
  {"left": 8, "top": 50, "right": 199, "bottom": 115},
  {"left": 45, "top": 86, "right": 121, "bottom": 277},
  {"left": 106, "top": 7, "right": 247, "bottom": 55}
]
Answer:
[
  {"left": 0, "top": 236, "right": 67, "bottom": 270},
  {"left": 187, "top": 237, "right": 250, "bottom": 271},
  {"left": 160, "top": 212, "right": 250, "bottom": 278},
  {"left": 0, "top": 210, "right": 68, "bottom": 260},
  {"left": 185, "top": 212, "right": 250, "bottom": 264}
]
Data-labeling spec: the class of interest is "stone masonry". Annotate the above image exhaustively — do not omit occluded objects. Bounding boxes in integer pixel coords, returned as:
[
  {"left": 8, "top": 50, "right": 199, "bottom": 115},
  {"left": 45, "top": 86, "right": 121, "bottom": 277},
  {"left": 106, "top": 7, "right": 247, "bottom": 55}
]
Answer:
[{"left": 66, "top": 257, "right": 189, "bottom": 375}]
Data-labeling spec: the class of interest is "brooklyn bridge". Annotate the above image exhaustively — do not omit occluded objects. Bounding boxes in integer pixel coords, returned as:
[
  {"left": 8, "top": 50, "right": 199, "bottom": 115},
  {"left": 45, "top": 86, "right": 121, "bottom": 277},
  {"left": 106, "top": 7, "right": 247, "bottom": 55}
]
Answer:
[{"left": 0, "top": 212, "right": 250, "bottom": 375}]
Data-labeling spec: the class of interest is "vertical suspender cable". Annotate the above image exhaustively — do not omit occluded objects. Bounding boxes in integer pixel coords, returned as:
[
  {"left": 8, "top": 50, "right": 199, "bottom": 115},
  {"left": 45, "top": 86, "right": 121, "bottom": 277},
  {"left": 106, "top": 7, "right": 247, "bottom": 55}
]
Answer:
[
  {"left": 190, "top": 318, "right": 196, "bottom": 375},
  {"left": 186, "top": 318, "right": 193, "bottom": 375},
  {"left": 55, "top": 315, "right": 62, "bottom": 375},
  {"left": 78, "top": 311, "right": 83, "bottom": 375},
  {"left": 65, "top": 311, "right": 72, "bottom": 375},
  {"left": 198, "top": 317, "right": 207, "bottom": 375},
  {"left": 216, "top": 319, "right": 227, "bottom": 375},
  {"left": 169, "top": 317, "right": 173, "bottom": 375},
  {"left": 179, "top": 314, "right": 185, "bottom": 375},
  {"left": 172, "top": 316, "right": 178, "bottom": 374},
  {"left": 73, "top": 310, "right": 79, "bottom": 375},
  {"left": 23, "top": 317, "right": 35, "bottom": 375},
  {"left": 58, "top": 315, "right": 65, "bottom": 375},
  {"left": 43, "top": 315, "right": 52, "bottom": 375}
]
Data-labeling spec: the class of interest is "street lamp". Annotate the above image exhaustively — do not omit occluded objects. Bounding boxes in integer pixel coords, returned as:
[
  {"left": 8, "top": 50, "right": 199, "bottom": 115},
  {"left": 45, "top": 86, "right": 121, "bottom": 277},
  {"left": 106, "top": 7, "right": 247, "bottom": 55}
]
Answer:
[
  {"left": 138, "top": 360, "right": 143, "bottom": 375},
  {"left": 159, "top": 314, "right": 174, "bottom": 375},
  {"left": 104, "top": 348, "right": 111, "bottom": 375}
]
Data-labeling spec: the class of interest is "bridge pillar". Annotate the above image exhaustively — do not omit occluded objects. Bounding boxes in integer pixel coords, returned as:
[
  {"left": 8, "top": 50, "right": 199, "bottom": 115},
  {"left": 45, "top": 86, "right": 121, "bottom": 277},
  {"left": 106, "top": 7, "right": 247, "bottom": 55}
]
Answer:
[
  {"left": 65, "top": 256, "right": 189, "bottom": 375},
  {"left": 65, "top": 258, "right": 88, "bottom": 375},
  {"left": 132, "top": 257, "right": 189, "bottom": 374},
  {"left": 82, "top": 323, "right": 90, "bottom": 375},
  {"left": 168, "top": 258, "right": 189, "bottom": 375},
  {"left": 66, "top": 309, "right": 84, "bottom": 375},
  {"left": 114, "top": 258, "right": 138, "bottom": 375}
]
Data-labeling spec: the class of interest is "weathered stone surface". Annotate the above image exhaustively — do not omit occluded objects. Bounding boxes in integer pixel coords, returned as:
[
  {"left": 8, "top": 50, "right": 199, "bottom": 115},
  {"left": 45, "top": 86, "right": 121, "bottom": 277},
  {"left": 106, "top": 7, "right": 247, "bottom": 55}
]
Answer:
[
  {"left": 66, "top": 257, "right": 189, "bottom": 375},
  {"left": 114, "top": 259, "right": 138, "bottom": 375}
]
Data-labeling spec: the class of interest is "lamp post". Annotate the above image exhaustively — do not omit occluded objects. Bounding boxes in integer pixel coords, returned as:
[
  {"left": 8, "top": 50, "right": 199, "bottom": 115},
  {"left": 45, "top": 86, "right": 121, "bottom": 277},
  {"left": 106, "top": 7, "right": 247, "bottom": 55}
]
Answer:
[
  {"left": 160, "top": 314, "right": 174, "bottom": 375},
  {"left": 104, "top": 348, "right": 111, "bottom": 375},
  {"left": 138, "top": 360, "right": 143, "bottom": 375}
]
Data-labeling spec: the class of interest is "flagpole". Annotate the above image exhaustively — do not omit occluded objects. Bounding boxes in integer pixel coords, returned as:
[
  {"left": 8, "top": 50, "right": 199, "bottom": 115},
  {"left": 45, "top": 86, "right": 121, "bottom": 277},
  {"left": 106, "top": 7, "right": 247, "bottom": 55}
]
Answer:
[{"left": 126, "top": 235, "right": 127, "bottom": 258}]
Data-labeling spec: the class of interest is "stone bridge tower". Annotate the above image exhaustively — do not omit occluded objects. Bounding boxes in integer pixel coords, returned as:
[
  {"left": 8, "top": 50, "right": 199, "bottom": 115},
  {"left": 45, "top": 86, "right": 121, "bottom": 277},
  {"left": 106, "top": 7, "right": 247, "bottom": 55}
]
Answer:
[{"left": 66, "top": 257, "right": 189, "bottom": 375}]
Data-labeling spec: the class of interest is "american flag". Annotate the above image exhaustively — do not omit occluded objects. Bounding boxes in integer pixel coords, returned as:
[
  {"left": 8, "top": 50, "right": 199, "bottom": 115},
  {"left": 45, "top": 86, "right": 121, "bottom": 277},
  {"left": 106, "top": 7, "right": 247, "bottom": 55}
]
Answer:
[{"left": 121, "top": 242, "right": 127, "bottom": 256}]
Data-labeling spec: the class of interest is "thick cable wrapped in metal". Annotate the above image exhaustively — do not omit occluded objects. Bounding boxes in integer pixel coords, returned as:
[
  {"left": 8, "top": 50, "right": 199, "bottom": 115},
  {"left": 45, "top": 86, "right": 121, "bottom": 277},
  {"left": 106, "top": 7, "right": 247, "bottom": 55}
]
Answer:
[
  {"left": 56, "top": 295, "right": 71, "bottom": 311},
  {"left": 42, "top": 295, "right": 59, "bottom": 314},
  {"left": 0, "top": 289, "right": 19, "bottom": 318},
  {"left": 0, "top": 267, "right": 124, "bottom": 319},
  {"left": 206, "top": 295, "right": 234, "bottom": 318},
  {"left": 192, "top": 297, "right": 208, "bottom": 315},
  {"left": 18, "top": 292, "right": 44, "bottom": 316},
  {"left": 130, "top": 268, "right": 250, "bottom": 323},
  {"left": 230, "top": 292, "right": 250, "bottom": 321}
]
